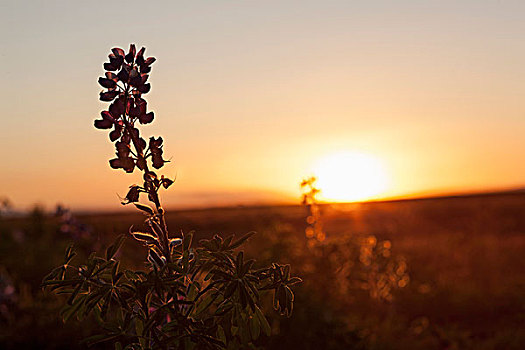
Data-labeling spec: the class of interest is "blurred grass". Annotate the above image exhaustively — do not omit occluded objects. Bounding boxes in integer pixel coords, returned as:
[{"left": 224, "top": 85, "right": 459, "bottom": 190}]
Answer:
[{"left": 1, "top": 191, "right": 524, "bottom": 349}]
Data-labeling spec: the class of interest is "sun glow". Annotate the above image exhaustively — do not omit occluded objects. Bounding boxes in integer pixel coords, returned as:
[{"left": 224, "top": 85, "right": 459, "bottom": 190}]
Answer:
[{"left": 312, "top": 151, "right": 389, "bottom": 202}]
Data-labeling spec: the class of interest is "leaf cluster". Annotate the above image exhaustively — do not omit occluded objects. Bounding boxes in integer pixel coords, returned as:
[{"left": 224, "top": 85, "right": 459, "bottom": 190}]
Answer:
[{"left": 43, "top": 230, "right": 300, "bottom": 349}]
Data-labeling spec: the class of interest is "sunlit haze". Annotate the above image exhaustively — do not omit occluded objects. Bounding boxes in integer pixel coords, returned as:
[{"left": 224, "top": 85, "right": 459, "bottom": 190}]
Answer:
[
  {"left": 2, "top": 1, "right": 525, "bottom": 211},
  {"left": 313, "top": 151, "right": 389, "bottom": 202}
]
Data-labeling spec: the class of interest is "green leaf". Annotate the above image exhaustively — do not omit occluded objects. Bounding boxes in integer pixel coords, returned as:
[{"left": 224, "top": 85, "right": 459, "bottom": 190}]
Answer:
[
  {"left": 236, "top": 252, "right": 244, "bottom": 276},
  {"left": 240, "top": 259, "right": 255, "bottom": 277},
  {"left": 221, "top": 235, "right": 234, "bottom": 250},
  {"left": 93, "top": 260, "right": 114, "bottom": 276},
  {"left": 131, "top": 232, "right": 157, "bottom": 244},
  {"left": 41, "top": 278, "right": 81, "bottom": 287},
  {"left": 85, "top": 291, "right": 105, "bottom": 311},
  {"left": 111, "top": 260, "right": 120, "bottom": 280},
  {"left": 100, "top": 290, "right": 112, "bottom": 317},
  {"left": 229, "top": 231, "right": 256, "bottom": 250},
  {"left": 167, "top": 262, "right": 184, "bottom": 273},
  {"left": 122, "top": 271, "right": 137, "bottom": 283},
  {"left": 285, "top": 285, "right": 294, "bottom": 317},
  {"left": 277, "top": 285, "right": 286, "bottom": 314},
  {"left": 148, "top": 248, "right": 165, "bottom": 268},
  {"left": 223, "top": 281, "right": 237, "bottom": 300},
  {"left": 255, "top": 306, "right": 271, "bottom": 336},
  {"left": 183, "top": 231, "right": 194, "bottom": 251},
  {"left": 216, "top": 326, "right": 227, "bottom": 345},
  {"left": 41, "top": 269, "right": 59, "bottom": 285},
  {"left": 134, "top": 202, "right": 155, "bottom": 215},
  {"left": 239, "top": 283, "right": 248, "bottom": 309},
  {"left": 64, "top": 245, "right": 76, "bottom": 264},
  {"left": 239, "top": 321, "right": 251, "bottom": 344},
  {"left": 283, "top": 265, "right": 290, "bottom": 280},
  {"left": 192, "top": 291, "right": 215, "bottom": 316},
  {"left": 199, "top": 239, "right": 214, "bottom": 251},
  {"left": 187, "top": 282, "right": 198, "bottom": 300},
  {"left": 67, "top": 281, "right": 84, "bottom": 305},
  {"left": 82, "top": 333, "right": 120, "bottom": 346},
  {"left": 106, "top": 234, "right": 126, "bottom": 260},
  {"left": 61, "top": 295, "right": 86, "bottom": 323},
  {"left": 136, "top": 319, "right": 146, "bottom": 348},
  {"left": 215, "top": 302, "right": 233, "bottom": 316},
  {"left": 249, "top": 315, "right": 260, "bottom": 340},
  {"left": 287, "top": 277, "right": 303, "bottom": 285}
]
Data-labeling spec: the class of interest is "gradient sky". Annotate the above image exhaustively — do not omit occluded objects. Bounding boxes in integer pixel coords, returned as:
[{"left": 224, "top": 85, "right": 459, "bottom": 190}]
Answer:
[{"left": 2, "top": 0, "right": 525, "bottom": 211}]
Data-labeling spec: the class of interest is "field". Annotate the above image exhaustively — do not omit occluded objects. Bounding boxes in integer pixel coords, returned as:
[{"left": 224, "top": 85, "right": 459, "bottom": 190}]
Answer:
[{"left": 1, "top": 191, "right": 524, "bottom": 349}]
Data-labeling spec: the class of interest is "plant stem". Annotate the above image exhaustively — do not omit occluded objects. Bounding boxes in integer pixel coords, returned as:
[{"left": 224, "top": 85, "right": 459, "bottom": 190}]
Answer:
[{"left": 122, "top": 85, "right": 172, "bottom": 263}]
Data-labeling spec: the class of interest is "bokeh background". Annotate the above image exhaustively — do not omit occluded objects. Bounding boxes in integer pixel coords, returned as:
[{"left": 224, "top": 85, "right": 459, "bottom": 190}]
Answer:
[{"left": 2, "top": 1, "right": 525, "bottom": 349}]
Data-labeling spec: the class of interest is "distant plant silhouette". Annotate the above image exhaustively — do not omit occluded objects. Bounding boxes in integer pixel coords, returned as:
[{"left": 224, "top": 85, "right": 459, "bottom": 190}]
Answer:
[
  {"left": 0, "top": 197, "right": 12, "bottom": 218},
  {"left": 43, "top": 45, "right": 300, "bottom": 349},
  {"left": 55, "top": 205, "right": 92, "bottom": 240},
  {"left": 300, "top": 176, "right": 408, "bottom": 302},
  {"left": 300, "top": 177, "right": 325, "bottom": 245}
]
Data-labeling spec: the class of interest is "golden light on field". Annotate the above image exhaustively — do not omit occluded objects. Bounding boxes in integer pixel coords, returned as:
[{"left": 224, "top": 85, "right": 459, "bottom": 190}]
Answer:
[{"left": 313, "top": 151, "right": 389, "bottom": 202}]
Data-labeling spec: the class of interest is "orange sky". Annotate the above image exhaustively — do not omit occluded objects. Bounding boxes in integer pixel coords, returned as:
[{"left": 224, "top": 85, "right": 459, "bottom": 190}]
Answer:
[{"left": 2, "top": 1, "right": 525, "bottom": 211}]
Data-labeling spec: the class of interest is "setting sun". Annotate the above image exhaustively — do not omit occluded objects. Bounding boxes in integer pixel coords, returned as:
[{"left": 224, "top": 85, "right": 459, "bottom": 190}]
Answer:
[{"left": 313, "top": 151, "right": 389, "bottom": 202}]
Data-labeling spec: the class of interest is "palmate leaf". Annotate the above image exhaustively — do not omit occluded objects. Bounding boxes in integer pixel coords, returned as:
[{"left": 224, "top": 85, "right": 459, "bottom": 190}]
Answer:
[
  {"left": 240, "top": 259, "right": 255, "bottom": 278},
  {"left": 215, "top": 302, "right": 233, "bottom": 316},
  {"left": 41, "top": 278, "right": 82, "bottom": 287},
  {"left": 61, "top": 294, "right": 87, "bottom": 322},
  {"left": 192, "top": 291, "right": 216, "bottom": 316},
  {"left": 67, "top": 280, "right": 85, "bottom": 305}
]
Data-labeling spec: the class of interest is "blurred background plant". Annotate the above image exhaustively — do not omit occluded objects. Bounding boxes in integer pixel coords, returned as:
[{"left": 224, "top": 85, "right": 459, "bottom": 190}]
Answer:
[
  {"left": 0, "top": 197, "right": 12, "bottom": 218},
  {"left": 236, "top": 177, "right": 410, "bottom": 349},
  {"left": 300, "top": 176, "right": 409, "bottom": 303}
]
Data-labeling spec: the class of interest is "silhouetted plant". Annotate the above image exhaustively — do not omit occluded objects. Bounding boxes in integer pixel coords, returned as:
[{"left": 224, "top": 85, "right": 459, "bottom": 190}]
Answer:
[
  {"left": 0, "top": 197, "right": 12, "bottom": 218},
  {"left": 43, "top": 45, "right": 300, "bottom": 349},
  {"left": 301, "top": 177, "right": 325, "bottom": 244},
  {"left": 55, "top": 205, "right": 92, "bottom": 240},
  {"left": 300, "top": 177, "right": 408, "bottom": 302}
]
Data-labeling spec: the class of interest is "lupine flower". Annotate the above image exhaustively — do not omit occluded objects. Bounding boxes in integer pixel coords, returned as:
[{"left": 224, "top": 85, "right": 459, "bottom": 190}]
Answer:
[
  {"left": 149, "top": 137, "right": 165, "bottom": 169},
  {"left": 94, "top": 44, "right": 158, "bottom": 174}
]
